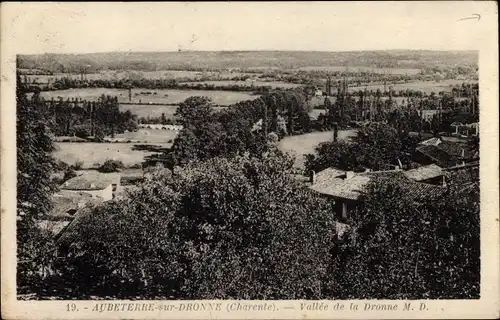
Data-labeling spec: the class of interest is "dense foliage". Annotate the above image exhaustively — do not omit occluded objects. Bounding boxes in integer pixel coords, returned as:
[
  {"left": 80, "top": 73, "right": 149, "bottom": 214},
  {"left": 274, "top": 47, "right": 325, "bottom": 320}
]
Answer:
[
  {"left": 55, "top": 153, "right": 337, "bottom": 299},
  {"left": 305, "top": 122, "right": 420, "bottom": 173},
  {"left": 330, "top": 169, "right": 480, "bottom": 299},
  {"left": 27, "top": 93, "right": 138, "bottom": 138},
  {"left": 16, "top": 75, "right": 59, "bottom": 292},
  {"left": 168, "top": 90, "right": 312, "bottom": 167}
]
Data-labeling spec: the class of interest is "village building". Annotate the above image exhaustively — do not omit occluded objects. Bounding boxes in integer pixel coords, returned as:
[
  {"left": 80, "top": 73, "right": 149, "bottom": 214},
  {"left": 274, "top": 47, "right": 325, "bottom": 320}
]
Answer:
[
  {"left": 36, "top": 191, "right": 103, "bottom": 238},
  {"left": 413, "top": 137, "right": 477, "bottom": 168},
  {"left": 450, "top": 122, "right": 479, "bottom": 137},
  {"left": 403, "top": 164, "right": 444, "bottom": 185},
  {"left": 61, "top": 171, "right": 121, "bottom": 201},
  {"left": 309, "top": 168, "right": 444, "bottom": 221}
]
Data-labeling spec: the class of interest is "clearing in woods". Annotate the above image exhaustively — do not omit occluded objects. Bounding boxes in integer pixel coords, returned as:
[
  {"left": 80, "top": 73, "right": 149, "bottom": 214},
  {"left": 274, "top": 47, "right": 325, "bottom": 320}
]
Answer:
[
  {"left": 39, "top": 88, "right": 260, "bottom": 106},
  {"left": 278, "top": 130, "right": 357, "bottom": 168},
  {"left": 54, "top": 129, "right": 178, "bottom": 168}
]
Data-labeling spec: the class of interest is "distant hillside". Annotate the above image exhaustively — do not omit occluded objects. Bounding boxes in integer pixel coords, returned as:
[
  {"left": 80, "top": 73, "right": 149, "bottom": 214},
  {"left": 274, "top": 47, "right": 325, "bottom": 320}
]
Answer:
[{"left": 17, "top": 50, "right": 478, "bottom": 73}]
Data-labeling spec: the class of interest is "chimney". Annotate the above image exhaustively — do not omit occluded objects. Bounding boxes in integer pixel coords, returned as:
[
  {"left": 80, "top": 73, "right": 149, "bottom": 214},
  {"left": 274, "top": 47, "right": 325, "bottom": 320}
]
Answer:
[
  {"left": 346, "top": 171, "right": 355, "bottom": 179},
  {"left": 310, "top": 170, "right": 316, "bottom": 184}
]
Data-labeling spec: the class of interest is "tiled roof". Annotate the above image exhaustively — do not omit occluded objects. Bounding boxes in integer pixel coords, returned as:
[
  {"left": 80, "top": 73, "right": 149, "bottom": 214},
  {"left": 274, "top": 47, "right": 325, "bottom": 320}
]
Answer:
[
  {"left": 61, "top": 171, "right": 119, "bottom": 190},
  {"left": 437, "top": 141, "right": 475, "bottom": 160},
  {"left": 416, "top": 145, "right": 458, "bottom": 168},
  {"left": 404, "top": 164, "right": 443, "bottom": 181},
  {"left": 310, "top": 169, "right": 444, "bottom": 201},
  {"left": 50, "top": 192, "right": 95, "bottom": 219},
  {"left": 398, "top": 181, "right": 444, "bottom": 202}
]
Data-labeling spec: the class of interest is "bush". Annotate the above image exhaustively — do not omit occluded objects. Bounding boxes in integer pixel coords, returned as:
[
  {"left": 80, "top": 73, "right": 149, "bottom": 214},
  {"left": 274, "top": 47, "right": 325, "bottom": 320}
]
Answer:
[
  {"left": 57, "top": 154, "right": 337, "bottom": 299},
  {"left": 98, "top": 159, "right": 125, "bottom": 173},
  {"left": 63, "top": 168, "right": 77, "bottom": 182},
  {"left": 73, "top": 160, "right": 84, "bottom": 170}
]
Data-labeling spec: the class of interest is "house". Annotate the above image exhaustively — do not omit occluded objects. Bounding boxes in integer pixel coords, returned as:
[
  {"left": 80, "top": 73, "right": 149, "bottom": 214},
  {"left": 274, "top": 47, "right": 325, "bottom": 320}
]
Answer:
[
  {"left": 403, "top": 164, "right": 444, "bottom": 185},
  {"left": 119, "top": 168, "right": 145, "bottom": 185},
  {"left": 50, "top": 191, "right": 98, "bottom": 220},
  {"left": 451, "top": 122, "right": 479, "bottom": 137},
  {"left": 413, "top": 144, "right": 459, "bottom": 168},
  {"left": 315, "top": 89, "right": 324, "bottom": 97},
  {"left": 36, "top": 191, "right": 102, "bottom": 238},
  {"left": 61, "top": 171, "right": 120, "bottom": 201},
  {"left": 310, "top": 168, "right": 444, "bottom": 221}
]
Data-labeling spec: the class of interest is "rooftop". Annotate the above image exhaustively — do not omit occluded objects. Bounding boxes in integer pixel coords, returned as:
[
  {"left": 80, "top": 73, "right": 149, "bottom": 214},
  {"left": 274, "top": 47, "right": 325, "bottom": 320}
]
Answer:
[
  {"left": 437, "top": 141, "right": 475, "bottom": 160},
  {"left": 415, "top": 145, "right": 458, "bottom": 168},
  {"left": 50, "top": 191, "right": 102, "bottom": 219},
  {"left": 404, "top": 164, "right": 443, "bottom": 182},
  {"left": 62, "top": 171, "right": 120, "bottom": 190},
  {"left": 310, "top": 168, "right": 443, "bottom": 201}
]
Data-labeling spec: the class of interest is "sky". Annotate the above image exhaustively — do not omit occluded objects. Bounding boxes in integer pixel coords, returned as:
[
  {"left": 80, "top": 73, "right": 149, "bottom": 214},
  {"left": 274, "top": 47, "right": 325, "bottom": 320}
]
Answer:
[{"left": 2, "top": 2, "right": 496, "bottom": 54}]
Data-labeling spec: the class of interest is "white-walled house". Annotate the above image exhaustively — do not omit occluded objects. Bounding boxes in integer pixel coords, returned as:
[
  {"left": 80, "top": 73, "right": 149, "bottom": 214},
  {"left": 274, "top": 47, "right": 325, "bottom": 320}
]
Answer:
[{"left": 61, "top": 172, "right": 119, "bottom": 201}]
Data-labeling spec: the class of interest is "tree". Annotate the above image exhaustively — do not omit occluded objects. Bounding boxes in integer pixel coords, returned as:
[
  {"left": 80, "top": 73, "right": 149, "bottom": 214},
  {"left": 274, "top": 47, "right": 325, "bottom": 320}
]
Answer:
[
  {"left": 175, "top": 96, "right": 214, "bottom": 128},
  {"left": 98, "top": 159, "right": 125, "bottom": 173},
  {"left": 306, "top": 123, "right": 405, "bottom": 173},
  {"left": 305, "top": 140, "right": 357, "bottom": 173},
  {"left": 58, "top": 154, "right": 337, "bottom": 299},
  {"left": 16, "top": 74, "right": 59, "bottom": 293}
]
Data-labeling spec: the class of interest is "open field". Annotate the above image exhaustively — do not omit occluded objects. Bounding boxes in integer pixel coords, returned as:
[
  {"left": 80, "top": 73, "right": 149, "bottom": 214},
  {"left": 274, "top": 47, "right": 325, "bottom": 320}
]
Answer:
[
  {"left": 296, "top": 66, "right": 422, "bottom": 75},
  {"left": 112, "top": 129, "right": 179, "bottom": 144},
  {"left": 278, "top": 130, "right": 357, "bottom": 168},
  {"left": 54, "top": 129, "right": 178, "bottom": 168},
  {"left": 183, "top": 80, "right": 302, "bottom": 89},
  {"left": 348, "top": 79, "right": 478, "bottom": 94},
  {"left": 54, "top": 142, "right": 168, "bottom": 168},
  {"left": 39, "top": 88, "right": 259, "bottom": 106},
  {"left": 308, "top": 109, "right": 326, "bottom": 120}
]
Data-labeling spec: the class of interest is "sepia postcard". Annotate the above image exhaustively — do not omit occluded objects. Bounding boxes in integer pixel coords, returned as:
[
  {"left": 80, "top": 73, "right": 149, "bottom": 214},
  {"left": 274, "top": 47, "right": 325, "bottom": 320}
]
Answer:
[{"left": 1, "top": 1, "right": 499, "bottom": 319}]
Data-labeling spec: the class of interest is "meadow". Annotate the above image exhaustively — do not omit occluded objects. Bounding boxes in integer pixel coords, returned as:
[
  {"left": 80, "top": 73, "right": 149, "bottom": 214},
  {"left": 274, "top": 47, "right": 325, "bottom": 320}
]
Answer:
[
  {"left": 39, "top": 88, "right": 259, "bottom": 106},
  {"left": 278, "top": 129, "right": 357, "bottom": 168},
  {"left": 53, "top": 142, "right": 163, "bottom": 168},
  {"left": 112, "top": 129, "right": 179, "bottom": 144},
  {"left": 183, "top": 80, "right": 302, "bottom": 89},
  {"left": 54, "top": 129, "right": 178, "bottom": 168}
]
